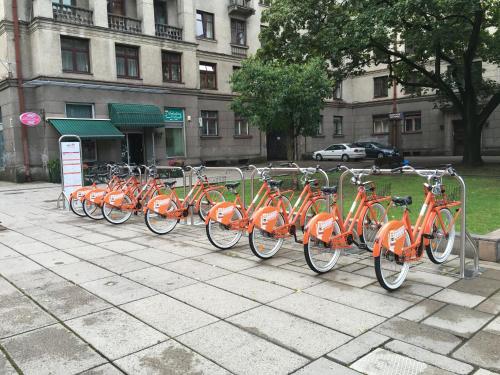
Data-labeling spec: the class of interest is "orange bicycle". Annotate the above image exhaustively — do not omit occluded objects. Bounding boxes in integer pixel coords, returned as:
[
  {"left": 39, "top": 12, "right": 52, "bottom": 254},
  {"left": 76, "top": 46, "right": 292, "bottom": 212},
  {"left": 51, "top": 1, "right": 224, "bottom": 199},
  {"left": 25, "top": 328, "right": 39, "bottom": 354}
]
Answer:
[
  {"left": 247, "top": 166, "right": 329, "bottom": 259},
  {"left": 102, "top": 165, "right": 165, "bottom": 225},
  {"left": 69, "top": 164, "right": 108, "bottom": 217},
  {"left": 303, "top": 165, "right": 391, "bottom": 273},
  {"left": 204, "top": 167, "right": 294, "bottom": 249},
  {"left": 372, "top": 165, "right": 461, "bottom": 290},
  {"left": 144, "top": 166, "right": 226, "bottom": 234}
]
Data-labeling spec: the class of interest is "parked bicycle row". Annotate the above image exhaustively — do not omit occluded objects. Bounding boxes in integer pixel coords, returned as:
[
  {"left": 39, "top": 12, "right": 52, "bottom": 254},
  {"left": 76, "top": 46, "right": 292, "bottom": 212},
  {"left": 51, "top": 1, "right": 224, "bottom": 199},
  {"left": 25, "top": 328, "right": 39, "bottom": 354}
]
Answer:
[{"left": 67, "top": 162, "right": 462, "bottom": 291}]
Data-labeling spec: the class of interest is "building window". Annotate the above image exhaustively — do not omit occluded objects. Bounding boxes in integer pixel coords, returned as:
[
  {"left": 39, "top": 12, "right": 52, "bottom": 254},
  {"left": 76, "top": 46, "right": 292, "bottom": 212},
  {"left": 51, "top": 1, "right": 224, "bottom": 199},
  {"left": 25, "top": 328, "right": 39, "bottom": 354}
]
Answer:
[
  {"left": 107, "top": 0, "right": 125, "bottom": 15},
  {"left": 0, "top": 107, "right": 4, "bottom": 169},
  {"left": 61, "top": 36, "right": 90, "bottom": 73},
  {"left": 403, "top": 112, "right": 422, "bottom": 133},
  {"left": 55, "top": 0, "right": 77, "bottom": 5},
  {"left": 373, "top": 115, "right": 390, "bottom": 134},
  {"left": 162, "top": 52, "right": 181, "bottom": 82},
  {"left": 315, "top": 115, "right": 323, "bottom": 136},
  {"left": 403, "top": 72, "right": 421, "bottom": 95},
  {"left": 66, "top": 103, "right": 94, "bottom": 118},
  {"left": 200, "top": 62, "right": 217, "bottom": 90},
  {"left": 154, "top": 0, "right": 168, "bottom": 24},
  {"left": 201, "top": 111, "right": 218, "bottom": 136},
  {"left": 82, "top": 140, "right": 97, "bottom": 162},
  {"left": 333, "top": 116, "right": 343, "bottom": 136},
  {"left": 164, "top": 107, "right": 185, "bottom": 157},
  {"left": 374, "top": 76, "right": 389, "bottom": 98},
  {"left": 231, "top": 19, "right": 246, "bottom": 46},
  {"left": 196, "top": 11, "right": 215, "bottom": 39},
  {"left": 116, "top": 45, "right": 140, "bottom": 79},
  {"left": 234, "top": 114, "right": 249, "bottom": 136},
  {"left": 333, "top": 81, "right": 342, "bottom": 99}
]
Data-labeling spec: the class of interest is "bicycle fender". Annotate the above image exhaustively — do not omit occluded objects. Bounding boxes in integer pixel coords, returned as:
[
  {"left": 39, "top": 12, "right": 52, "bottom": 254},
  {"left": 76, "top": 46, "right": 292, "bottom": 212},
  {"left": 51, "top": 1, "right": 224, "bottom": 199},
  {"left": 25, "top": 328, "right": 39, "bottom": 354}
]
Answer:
[
  {"left": 372, "top": 220, "right": 407, "bottom": 257},
  {"left": 248, "top": 206, "right": 280, "bottom": 234},
  {"left": 71, "top": 186, "right": 92, "bottom": 201},
  {"left": 85, "top": 188, "right": 107, "bottom": 205},
  {"left": 205, "top": 202, "right": 237, "bottom": 225},
  {"left": 104, "top": 190, "right": 125, "bottom": 207},
  {"left": 147, "top": 195, "right": 172, "bottom": 215},
  {"left": 305, "top": 212, "right": 337, "bottom": 245}
]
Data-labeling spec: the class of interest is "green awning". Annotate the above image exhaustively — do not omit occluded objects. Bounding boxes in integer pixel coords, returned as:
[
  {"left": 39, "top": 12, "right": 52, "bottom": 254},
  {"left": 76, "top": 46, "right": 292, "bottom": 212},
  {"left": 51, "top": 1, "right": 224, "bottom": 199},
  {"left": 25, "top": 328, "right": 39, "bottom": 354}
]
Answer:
[
  {"left": 49, "top": 118, "right": 124, "bottom": 139},
  {"left": 108, "top": 103, "right": 165, "bottom": 128}
]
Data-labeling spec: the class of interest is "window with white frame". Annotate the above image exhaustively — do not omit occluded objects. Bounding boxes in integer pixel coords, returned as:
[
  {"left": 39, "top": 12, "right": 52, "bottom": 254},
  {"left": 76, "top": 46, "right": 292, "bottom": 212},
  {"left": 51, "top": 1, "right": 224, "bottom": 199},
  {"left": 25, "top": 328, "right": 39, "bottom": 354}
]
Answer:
[
  {"left": 201, "top": 110, "right": 218, "bottom": 136},
  {"left": 333, "top": 116, "right": 343, "bottom": 136},
  {"left": 373, "top": 115, "right": 390, "bottom": 134},
  {"left": 66, "top": 103, "right": 94, "bottom": 118},
  {"left": 234, "top": 113, "right": 249, "bottom": 136},
  {"left": 403, "top": 112, "right": 422, "bottom": 133}
]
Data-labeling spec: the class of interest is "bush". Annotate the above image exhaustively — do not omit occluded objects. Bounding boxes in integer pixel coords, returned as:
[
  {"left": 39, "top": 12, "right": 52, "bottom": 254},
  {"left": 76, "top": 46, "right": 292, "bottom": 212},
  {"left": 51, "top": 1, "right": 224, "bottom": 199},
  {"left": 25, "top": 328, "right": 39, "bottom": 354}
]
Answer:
[{"left": 47, "top": 159, "right": 61, "bottom": 183}]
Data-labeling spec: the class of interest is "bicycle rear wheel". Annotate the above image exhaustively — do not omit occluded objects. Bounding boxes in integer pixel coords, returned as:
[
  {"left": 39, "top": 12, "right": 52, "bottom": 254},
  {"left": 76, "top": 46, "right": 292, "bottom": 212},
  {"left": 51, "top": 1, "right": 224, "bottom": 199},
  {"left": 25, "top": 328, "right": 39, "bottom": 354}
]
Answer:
[
  {"left": 144, "top": 200, "right": 179, "bottom": 235},
  {"left": 206, "top": 207, "right": 243, "bottom": 249},
  {"left": 304, "top": 220, "right": 341, "bottom": 273},
  {"left": 426, "top": 208, "right": 455, "bottom": 264},
  {"left": 198, "top": 190, "right": 225, "bottom": 221},
  {"left": 249, "top": 213, "right": 284, "bottom": 259},
  {"left": 82, "top": 199, "right": 104, "bottom": 220},
  {"left": 102, "top": 195, "right": 133, "bottom": 224},
  {"left": 361, "top": 202, "right": 387, "bottom": 251},
  {"left": 374, "top": 231, "right": 411, "bottom": 291}
]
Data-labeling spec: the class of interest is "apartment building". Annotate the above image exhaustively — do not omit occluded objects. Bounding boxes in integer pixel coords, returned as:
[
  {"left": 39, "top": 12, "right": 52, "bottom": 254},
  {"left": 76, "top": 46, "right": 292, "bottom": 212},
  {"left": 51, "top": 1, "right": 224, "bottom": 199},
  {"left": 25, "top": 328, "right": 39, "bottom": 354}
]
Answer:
[{"left": 0, "top": 0, "right": 499, "bottom": 181}]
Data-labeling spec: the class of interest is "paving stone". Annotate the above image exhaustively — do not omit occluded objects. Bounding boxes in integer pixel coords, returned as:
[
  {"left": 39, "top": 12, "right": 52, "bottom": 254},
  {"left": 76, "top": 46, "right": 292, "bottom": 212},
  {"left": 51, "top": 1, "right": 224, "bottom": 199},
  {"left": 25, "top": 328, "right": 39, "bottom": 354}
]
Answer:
[
  {"left": 73, "top": 232, "right": 115, "bottom": 244},
  {"left": 399, "top": 300, "right": 446, "bottom": 322},
  {"left": 7, "top": 269, "right": 65, "bottom": 293},
  {"left": 481, "top": 269, "right": 500, "bottom": 281},
  {"left": 373, "top": 317, "right": 462, "bottom": 355},
  {"left": 269, "top": 292, "right": 385, "bottom": 336},
  {"left": 0, "top": 349, "right": 18, "bottom": 375},
  {"left": 208, "top": 273, "right": 293, "bottom": 303},
  {"left": 473, "top": 369, "right": 499, "bottom": 375},
  {"left": 406, "top": 270, "right": 458, "bottom": 288},
  {"left": 0, "top": 277, "right": 18, "bottom": 296},
  {"left": 125, "top": 248, "right": 183, "bottom": 265},
  {"left": 168, "top": 283, "right": 259, "bottom": 318},
  {"left": 241, "top": 265, "right": 324, "bottom": 290},
  {"left": 0, "top": 233, "right": 37, "bottom": 247},
  {"left": 194, "top": 252, "right": 259, "bottom": 272},
  {"left": 327, "top": 331, "right": 389, "bottom": 365},
  {"left": 64, "top": 245, "right": 116, "bottom": 260},
  {"left": 352, "top": 348, "right": 454, "bottom": 375},
  {"left": 121, "top": 294, "right": 218, "bottom": 337},
  {"left": 99, "top": 240, "right": 148, "bottom": 253},
  {"left": 0, "top": 290, "right": 57, "bottom": 338},
  {"left": 229, "top": 305, "right": 351, "bottom": 359},
  {"left": 114, "top": 340, "right": 230, "bottom": 375},
  {"left": 29, "top": 250, "right": 80, "bottom": 268},
  {"left": 178, "top": 321, "right": 308, "bottom": 375},
  {"left": 305, "top": 281, "right": 413, "bottom": 318},
  {"left": 1, "top": 324, "right": 105, "bottom": 375},
  {"left": 475, "top": 291, "right": 500, "bottom": 315},
  {"left": 484, "top": 316, "right": 500, "bottom": 335},
  {"left": 385, "top": 340, "right": 474, "bottom": 374},
  {"left": 431, "top": 288, "right": 486, "bottom": 308},
  {"left": 42, "top": 236, "right": 88, "bottom": 250},
  {"left": 82, "top": 275, "right": 157, "bottom": 305},
  {"left": 0, "top": 257, "right": 43, "bottom": 276},
  {"left": 91, "top": 254, "right": 151, "bottom": 274},
  {"left": 453, "top": 331, "right": 500, "bottom": 371},
  {"left": 319, "top": 270, "right": 376, "bottom": 288},
  {"left": 0, "top": 245, "right": 21, "bottom": 260},
  {"left": 423, "top": 305, "right": 493, "bottom": 338},
  {"left": 161, "top": 258, "right": 231, "bottom": 281},
  {"left": 124, "top": 266, "right": 197, "bottom": 293},
  {"left": 449, "top": 277, "right": 500, "bottom": 297},
  {"left": 364, "top": 284, "right": 427, "bottom": 303},
  {"left": 51, "top": 261, "right": 114, "bottom": 284},
  {"left": 66, "top": 308, "right": 167, "bottom": 360},
  {"left": 31, "top": 281, "right": 111, "bottom": 321},
  {"left": 79, "top": 363, "right": 125, "bottom": 374},
  {"left": 293, "top": 357, "right": 361, "bottom": 374},
  {"left": 339, "top": 263, "right": 366, "bottom": 273}
]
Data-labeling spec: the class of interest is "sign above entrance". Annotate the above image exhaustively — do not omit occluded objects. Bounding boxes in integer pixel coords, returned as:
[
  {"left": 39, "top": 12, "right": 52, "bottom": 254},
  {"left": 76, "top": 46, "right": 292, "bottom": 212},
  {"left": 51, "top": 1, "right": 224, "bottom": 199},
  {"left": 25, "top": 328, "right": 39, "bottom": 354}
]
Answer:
[
  {"left": 20, "top": 112, "right": 42, "bottom": 127},
  {"left": 164, "top": 108, "right": 184, "bottom": 123},
  {"left": 389, "top": 112, "right": 404, "bottom": 120}
]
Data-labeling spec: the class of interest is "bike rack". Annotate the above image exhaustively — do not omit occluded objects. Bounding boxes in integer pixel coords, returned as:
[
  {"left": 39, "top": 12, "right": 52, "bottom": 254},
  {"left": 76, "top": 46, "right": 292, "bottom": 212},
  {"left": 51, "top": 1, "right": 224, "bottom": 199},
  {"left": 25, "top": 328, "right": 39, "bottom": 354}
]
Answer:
[{"left": 337, "top": 168, "right": 481, "bottom": 280}]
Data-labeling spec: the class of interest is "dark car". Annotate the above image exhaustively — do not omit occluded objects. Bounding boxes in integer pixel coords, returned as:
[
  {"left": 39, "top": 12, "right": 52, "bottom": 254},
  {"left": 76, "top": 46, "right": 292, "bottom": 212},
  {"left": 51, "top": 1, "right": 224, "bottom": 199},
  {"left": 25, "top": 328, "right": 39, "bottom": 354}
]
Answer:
[{"left": 352, "top": 142, "right": 400, "bottom": 159}]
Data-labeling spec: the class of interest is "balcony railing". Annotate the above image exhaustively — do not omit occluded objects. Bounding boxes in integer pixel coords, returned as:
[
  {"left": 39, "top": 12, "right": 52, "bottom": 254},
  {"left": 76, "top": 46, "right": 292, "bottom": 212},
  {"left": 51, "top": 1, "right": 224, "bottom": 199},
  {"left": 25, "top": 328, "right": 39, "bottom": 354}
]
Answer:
[
  {"left": 228, "top": 0, "right": 255, "bottom": 17},
  {"left": 52, "top": 3, "right": 93, "bottom": 26},
  {"left": 108, "top": 14, "right": 142, "bottom": 34},
  {"left": 231, "top": 44, "right": 248, "bottom": 58},
  {"left": 155, "top": 24, "right": 183, "bottom": 41}
]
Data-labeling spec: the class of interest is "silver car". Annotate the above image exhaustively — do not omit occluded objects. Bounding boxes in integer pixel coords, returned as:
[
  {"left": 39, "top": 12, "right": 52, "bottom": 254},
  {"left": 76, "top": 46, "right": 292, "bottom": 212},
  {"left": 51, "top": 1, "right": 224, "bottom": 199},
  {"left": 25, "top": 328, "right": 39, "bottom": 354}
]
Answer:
[{"left": 312, "top": 143, "right": 366, "bottom": 161}]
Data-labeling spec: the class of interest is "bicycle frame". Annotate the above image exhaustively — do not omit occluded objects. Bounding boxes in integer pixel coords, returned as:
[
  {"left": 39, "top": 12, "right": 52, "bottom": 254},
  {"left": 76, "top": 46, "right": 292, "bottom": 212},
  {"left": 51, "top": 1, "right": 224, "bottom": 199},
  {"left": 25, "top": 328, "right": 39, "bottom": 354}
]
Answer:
[{"left": 104, "top": 175, "right": 164, "bottom": 212}]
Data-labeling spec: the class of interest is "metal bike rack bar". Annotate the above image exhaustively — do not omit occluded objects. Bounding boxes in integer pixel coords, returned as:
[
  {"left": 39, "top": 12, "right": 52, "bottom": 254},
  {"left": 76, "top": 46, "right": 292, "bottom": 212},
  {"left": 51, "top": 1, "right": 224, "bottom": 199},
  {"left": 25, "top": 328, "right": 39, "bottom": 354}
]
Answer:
[
  {"left": 155, "top": 166, "right": 188, "bottom": 198},
  {"left": 337, "top": 167, "right": 480, "bottom": 280}
]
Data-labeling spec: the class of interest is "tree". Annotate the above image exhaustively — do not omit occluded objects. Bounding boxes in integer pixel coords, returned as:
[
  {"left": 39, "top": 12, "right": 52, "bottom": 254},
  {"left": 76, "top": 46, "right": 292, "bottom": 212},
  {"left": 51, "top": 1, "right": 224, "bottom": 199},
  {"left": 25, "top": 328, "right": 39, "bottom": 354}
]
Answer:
[
  {"left": 231, "top": 57, "right": 332, "bottom": 160},
  {"left": 259, "top": 0, "right": 500, "bottom": 166}
]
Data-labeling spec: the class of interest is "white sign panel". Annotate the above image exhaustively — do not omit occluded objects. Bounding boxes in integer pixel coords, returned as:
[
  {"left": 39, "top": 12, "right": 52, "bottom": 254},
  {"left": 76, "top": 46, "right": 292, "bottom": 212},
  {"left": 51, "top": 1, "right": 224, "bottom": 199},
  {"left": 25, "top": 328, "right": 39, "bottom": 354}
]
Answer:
[{"left": 61, "top": 141, "right": 83, "bottom": 197}]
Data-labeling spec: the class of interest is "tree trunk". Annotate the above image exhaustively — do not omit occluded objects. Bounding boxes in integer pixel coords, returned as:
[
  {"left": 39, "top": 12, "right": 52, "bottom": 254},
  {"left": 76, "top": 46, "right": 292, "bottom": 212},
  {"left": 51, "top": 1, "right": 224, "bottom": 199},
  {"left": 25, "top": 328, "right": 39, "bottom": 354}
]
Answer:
[
  {"left": 286, "top": 125, "right": 295, "bottom": 161},
  {"left": 461, "top": 114, "right": 483, "bottom": 166}
]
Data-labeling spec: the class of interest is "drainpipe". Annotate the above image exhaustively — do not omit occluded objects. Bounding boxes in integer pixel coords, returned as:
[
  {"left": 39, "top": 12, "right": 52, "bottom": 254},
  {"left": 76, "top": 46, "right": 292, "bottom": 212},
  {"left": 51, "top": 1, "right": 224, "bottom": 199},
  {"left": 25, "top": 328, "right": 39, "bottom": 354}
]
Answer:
[{"left": 12, "top": 0, "right": 31, "bottom": 181}]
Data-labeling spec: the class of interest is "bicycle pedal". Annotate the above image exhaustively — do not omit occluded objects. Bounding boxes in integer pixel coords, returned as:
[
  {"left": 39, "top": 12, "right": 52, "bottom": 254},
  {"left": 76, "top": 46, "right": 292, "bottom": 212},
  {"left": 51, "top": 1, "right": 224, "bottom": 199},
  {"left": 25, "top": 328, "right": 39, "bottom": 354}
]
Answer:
[{"left": 422, "top": 234, "right": 434, "bottom": 239}]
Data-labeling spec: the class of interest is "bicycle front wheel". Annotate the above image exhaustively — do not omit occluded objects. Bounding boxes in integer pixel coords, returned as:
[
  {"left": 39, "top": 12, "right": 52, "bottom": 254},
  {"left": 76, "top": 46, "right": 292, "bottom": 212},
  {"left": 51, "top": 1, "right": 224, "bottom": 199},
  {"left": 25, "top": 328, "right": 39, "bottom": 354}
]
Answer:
[
  {"left": 70, "top": 196, "right": 86, "bottom": 217},
  {"left": 361, "top": 202, "right": 387, "bottom": 251},
  {"left": 206, "top": 207, "right": 243, "bottom": 249},
  {"left": 82, "top": 199, "right": 104, "bottom": 220},
  {"left": 426, "top": 208, "right": 455, "bottom": 264},
  {"left": 374, "top": 230, "right": 411, "bottom": 291},
  {"left": 144, "top": 200, "right": 179, "bottom": 235},
  {"left": 249, "top": 213, "right": 284, "bottom": 259},
  {"left": 102, "top": 195, "right": 133, "bottom": 225},
  {"left": 198, "top": 190, "right": 225, "bottom": 221},
  {"left": 304, "top": 220, "right": 342, "bottom": 273}
]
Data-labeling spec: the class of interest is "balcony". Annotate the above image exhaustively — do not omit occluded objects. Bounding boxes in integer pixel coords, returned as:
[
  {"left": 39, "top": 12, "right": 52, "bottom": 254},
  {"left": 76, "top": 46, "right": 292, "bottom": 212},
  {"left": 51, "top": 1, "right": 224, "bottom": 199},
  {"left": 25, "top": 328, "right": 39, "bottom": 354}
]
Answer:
[
  {"left": 228, "top": 0, "right": 255, "bottom": 18},
  {"left": 155, "top": 24, "right": 183, "bottom": 41},
  {"left": 108, "top": 14, "right": 142, "bottom": 34},
  {"left": 52, "top": 3, "right": 94, "bottom": 26},
  {"left": 231, "top": 44, "right": 248, "bottom": 58}
]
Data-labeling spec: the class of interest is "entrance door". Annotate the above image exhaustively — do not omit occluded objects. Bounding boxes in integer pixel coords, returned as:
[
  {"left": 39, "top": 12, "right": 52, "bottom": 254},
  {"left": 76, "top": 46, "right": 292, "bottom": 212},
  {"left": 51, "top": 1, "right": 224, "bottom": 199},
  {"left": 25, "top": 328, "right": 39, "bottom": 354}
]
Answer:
[
  {"left": 452, "top": 120, "right": 464, "bottom": 156},
  {"left": 266, "top": 131, "right": 288, "bottom": 160},
  {"left": 127, "top": 133, "right": 144, "bottom": 164}
]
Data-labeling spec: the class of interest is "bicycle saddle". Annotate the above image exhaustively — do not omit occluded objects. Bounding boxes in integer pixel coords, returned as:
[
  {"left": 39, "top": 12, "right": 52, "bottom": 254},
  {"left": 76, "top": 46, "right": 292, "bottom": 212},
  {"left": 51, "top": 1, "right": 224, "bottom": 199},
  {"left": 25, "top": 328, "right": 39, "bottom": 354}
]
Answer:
[
  {"left": 392, "top": 196, "right": 412, "bottom": 206},
  {"left": 165, "top": 181, "right": 177, "bottom": 188},
  {"left": 269, "top": 180, "right": 283, "bottom": 188},
  {"left": 225, "top": 182, "right": 240, "bottom": 190},
  {"left": 321, "top": 186, "right": 337, "bottom": 195}
]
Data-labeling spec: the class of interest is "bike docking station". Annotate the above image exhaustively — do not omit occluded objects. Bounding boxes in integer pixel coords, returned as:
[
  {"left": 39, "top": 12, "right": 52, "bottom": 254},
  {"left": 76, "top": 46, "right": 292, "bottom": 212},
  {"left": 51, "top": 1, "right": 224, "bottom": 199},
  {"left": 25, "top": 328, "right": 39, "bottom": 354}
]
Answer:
[
  {"left": 337, "top": 166, "right": 482, "bottom": 280},
  {"left": 56, "top": 134, "right": 83, "bottom": 210}
]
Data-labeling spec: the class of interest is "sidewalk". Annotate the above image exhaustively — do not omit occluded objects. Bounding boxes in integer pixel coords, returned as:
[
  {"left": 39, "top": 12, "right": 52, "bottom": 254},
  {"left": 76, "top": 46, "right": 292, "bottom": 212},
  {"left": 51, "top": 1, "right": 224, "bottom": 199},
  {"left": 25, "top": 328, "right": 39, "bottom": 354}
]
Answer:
[{"left": 0, "top": 184, "right": 499, "bottom": 375}]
